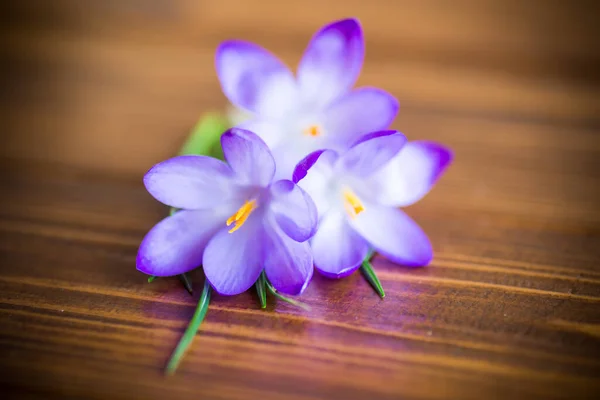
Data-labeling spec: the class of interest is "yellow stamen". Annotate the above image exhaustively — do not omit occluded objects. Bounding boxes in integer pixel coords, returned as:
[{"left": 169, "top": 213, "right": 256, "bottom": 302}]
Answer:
[
  {"left": 304, "top": 124, "right": 321, "bottom": 137},
  {"left": 343, "top": 189, "right": 365, "bottom": 219},
  {"left": 226, "top": 200, "right": 257, "bottom": 233}
]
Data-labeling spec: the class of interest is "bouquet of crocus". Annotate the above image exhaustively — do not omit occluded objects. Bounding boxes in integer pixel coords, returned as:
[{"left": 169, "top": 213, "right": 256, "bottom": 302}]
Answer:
[{"left": 137, "top": 18, "right": 452, "bottom": 374}]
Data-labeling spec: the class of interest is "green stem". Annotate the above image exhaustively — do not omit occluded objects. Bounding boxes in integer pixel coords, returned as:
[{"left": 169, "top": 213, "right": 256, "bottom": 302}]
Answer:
[
  {"left": 265, "top": 280, "right": 311, "bottom": 311},
  {"left": 165, "top": 279, "right": 211, "bottom": 375},
  {"left": 360, "top": 251, "right": 385, "bottom": 298},
  {"left": 147, "top": 275, "right": 157, "bottom": 283},
  {"left": 255, "top": 272, "right": 267, "bottom": 309}
]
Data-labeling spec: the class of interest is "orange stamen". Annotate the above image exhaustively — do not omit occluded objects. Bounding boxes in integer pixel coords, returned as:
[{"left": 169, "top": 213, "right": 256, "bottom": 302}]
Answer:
[
  {"left": 304, "top": 124, "right": 321, "bottom": 137},
  {"left": 226, "top": 200, "right": 257, "bottom": 233},
  {"left": 343, "top": 189, "right": 364, "bottom": 219}
]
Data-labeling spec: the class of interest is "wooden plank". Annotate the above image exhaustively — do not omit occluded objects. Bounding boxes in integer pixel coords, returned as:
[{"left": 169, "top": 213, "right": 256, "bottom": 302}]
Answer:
[{"left": 0, "top": 1, "right": 599, "bottom": 399}]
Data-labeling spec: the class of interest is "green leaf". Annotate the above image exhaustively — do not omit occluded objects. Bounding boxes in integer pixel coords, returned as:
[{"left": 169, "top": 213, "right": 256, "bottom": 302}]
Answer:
[
  {"left": 178, "top": 273, "right": 193, "bottom": 296},
  {"left": 255, "top": 272, "right": 267, "bottom": 309},
  {"left": 165, "top": 279, "right": 211, "bottom": 376},
  {"left": 147, "top": 275, "right": 157, "bottom": 283},
  {"left": 178, "top": 113, "right": 230, "bottom": 159},
  {"left": 360, "top": 251, "right": 385, "bottom": 298},
  {"left": 265, "top": 280, "right": 311, "bottom": 311}
]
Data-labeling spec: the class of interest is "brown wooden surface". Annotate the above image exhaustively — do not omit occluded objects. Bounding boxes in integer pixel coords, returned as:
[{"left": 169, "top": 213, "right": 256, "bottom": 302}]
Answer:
[{"left": 1, "top": 1, "right": 599, "bottom": 399}]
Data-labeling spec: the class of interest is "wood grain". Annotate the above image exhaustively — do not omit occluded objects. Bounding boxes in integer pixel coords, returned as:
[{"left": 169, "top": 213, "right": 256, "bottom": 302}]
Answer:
[{"left": 1, "top": 1, "right": 599, "bottom": 399}]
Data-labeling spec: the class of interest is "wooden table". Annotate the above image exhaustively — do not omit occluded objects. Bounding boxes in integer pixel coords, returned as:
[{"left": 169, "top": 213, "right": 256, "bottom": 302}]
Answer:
[{"left": 1, "top": 1, "right": 599, "bottom": 399}]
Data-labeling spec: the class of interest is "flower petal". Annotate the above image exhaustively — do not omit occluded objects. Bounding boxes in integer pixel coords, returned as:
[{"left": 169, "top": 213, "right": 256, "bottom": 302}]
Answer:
[
  {"left": 263, "top": 222, "right": 313, "bottom": 295},
  {"left": 349, "top": 202, "right": 433, "bottom": 266},
  {"left": 311, "top": 211, "right": 370, "bottom": 278},
  {"left": 323, "top": 88, "right": 399, "bottom": 149},
  {"left": 293, "top": 150, "right": 338, "bottom": 216},
  {"left": 202, "top": 214, "right": 264, "bottom": 295},
  {"left": 370, "top": 141, "right": 453, "bottom": 207},
  {"left": 221, "top": 128, "right": 275, "bottom": 186},
  {"left": 269, "top": 179, "right": 317, "bottom": 242},
  {"left": 297, "top": 18, "right": 364, "bottom": 108},
  {"left": 216, "top": 40, "right": 297, "bottom": 118},
  {"left": 136, "top": 209, "right": 228, "bottom": 276},
  {"left": 143, "top": 155, "right": 235, "bottom": 209},
  {"left": 338, "top": 131, "right": 407, "bottom": 177}
]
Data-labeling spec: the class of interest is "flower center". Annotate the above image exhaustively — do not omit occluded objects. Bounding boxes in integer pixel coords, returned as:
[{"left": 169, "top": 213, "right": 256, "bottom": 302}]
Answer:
[
  {"left": 226, "top": 199, "right": 257, "bottom": 233},
  {"left": 342, "top": 189, "right": 364, "bottom": 219},
  {"left": 303, "top": 124, "right": 322, "bottom": 137}
]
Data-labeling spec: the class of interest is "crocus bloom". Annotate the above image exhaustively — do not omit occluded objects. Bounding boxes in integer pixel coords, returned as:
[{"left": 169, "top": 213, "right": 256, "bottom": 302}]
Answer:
[
  {"left": 137, "top": 129, "right": 317, "bottom": 296},
  {"left": 293, "top": 131, "right": 453, "bottom": 277},
  {"left": 216, "top": 18, "right": 399, "bottom": 180}
]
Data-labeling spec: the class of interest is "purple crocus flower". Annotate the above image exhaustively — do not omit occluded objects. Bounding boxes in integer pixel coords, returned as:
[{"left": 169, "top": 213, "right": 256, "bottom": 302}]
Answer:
[
  {"left": 293, "top": 131, "right": 453, "bottom": 278},
  {"left": 216, "top": 18, "right": 399, "bottom": 180},
  {"left": 137, "top": 129, "right": 317, "bottom": 296}
]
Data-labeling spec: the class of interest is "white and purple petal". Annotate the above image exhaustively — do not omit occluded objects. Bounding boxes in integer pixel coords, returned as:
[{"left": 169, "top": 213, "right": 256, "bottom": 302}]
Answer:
[
  {"left": 269, "top": 179, "right": 317, "bottom": 242},
  {"left": 293, "top": 150, "right": 339, "bottom": 216},
  {"left": 322, "top": 88, "right": 399, "bottom": 149},
  {"left": 202, "top": 214, "right": 264, "bottom": 296},
  {"left": 143, "top": 155, "right": 235, "bottom": 209},
  {"left": 297, "top": 18, "right": 364, "bottom": 108},
  {"left": 136, "top": 209, "right": 229, "bottom": 277},
  {"left": 237, "top": 119, "right": 283, "bottom": 150},
  {"left": 221, "top": 128, "right": 275, "bottom": 187},
  {"left": 311, "top": 211, "right": 370, "bottom": 278},
  {"left": 338, "top": 131, "right": 407, "bottom": 177},
  {"left": 263, "top": 222, "right": 313, "bottom": 295},
  {"left": 270, "top": 142, "right": 322, "bottom": 182},
  {"left": 370, "top": 141, "right": 453, "bottom": 207},
  {"left": 293, "top": 150, "right": 327, "bottom": 184},
  {"left": 216, "top": 40, "right": 297, "bottom": 119},
  {"left": 350, "top": 202, "right": 433, "bottom": 266}
]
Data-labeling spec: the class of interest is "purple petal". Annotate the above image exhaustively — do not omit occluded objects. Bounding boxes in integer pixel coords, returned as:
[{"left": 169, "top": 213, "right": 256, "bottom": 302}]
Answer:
[
  {"left": 311, "top": 211, "right": 370, "bottom": 278},
  {"left": 144, "top": 155, "right": 235, "bottom": 209},
  {"left": 268, "top": 179, "right": 317, "bottom": 242},
  {"left": 297, "top": 18, "right": 364, "bottom": 108},
  {"left": 323, "top": 88, "right": 399, "bottom": 149},
  {"left": 292, "top": 150, "right": 327, "bottom": 184},
  {"left": 350, "top": 130, "right": 400, "bottom": 147},
  {"left": 294, "top": 150, "right": 338, "bottom": 216},
  {"left": 202, "top": 214, "right": 264, "bottom": 296},
  {"left": 370, "top": 141, "right": 453, "bottom": 207},
  {"left": 216, "top": 40, "right": 297, "bottom": 118},
  {"left": 338, "top": 131, "right": 407, "bottom": 177},
  {"left": 221, "top": 128, "right": 275, "bottom": 187},
  {"left": 136, "top": 209, "right": 228, "bottom": 276},
  {"left": 270, "top": 142, "right": 319, "bottom": 181},
  {"left": 349, "top": 202, "right": 432, "bottom": 266},
  {"left": 263, "top": 222, "right": 313, "bottom": 295}
]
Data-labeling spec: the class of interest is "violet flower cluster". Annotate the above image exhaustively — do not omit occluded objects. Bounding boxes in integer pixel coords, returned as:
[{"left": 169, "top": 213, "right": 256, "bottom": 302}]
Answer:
[{"left": 137, "top": 18, "right": 452, "bottom": 297}]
